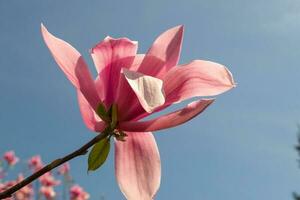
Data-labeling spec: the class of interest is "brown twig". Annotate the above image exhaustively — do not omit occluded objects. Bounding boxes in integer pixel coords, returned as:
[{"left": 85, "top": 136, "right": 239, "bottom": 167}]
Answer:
[{"left": 0, "top": 131, "right": 109, "bottom": 199}]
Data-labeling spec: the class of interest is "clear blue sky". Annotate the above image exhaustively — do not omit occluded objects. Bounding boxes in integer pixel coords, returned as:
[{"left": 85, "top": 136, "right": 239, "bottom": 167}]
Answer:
[{"left": 0, "top": 0, "right": 300, "bottom": 199}]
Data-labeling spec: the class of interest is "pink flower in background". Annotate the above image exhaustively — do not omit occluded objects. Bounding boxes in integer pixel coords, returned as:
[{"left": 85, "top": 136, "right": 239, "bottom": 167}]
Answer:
[
  {"left": 39, "top": 172, "right": 61, "bottom": 187},
  {"left": 40, "top": 186, "right": 56, "bottom": 200},
  {"left": 1, "top": 151, "right": 90, "bottom": 200},
  {"left": 0, "top": 183, "right": 5, "bottom": 192},
  {"left": 0, "top": 181, "right": 16, "bottom": 200},
  {"left": 28, "top": 155, "right": 43, "bottom": 172},
  {"left": 3, "top": 151, "right": 19, "bottom": 166},
  {"left": 58, "top": 163, "right": 70, "bottom": 175},
  {"left": 42, "top": 24, "right": 235, "bottom": 200},
  {"left": 70, "top": 185, "right": 90, "bottom": 200},
  {"left": 14, "top": 174, "right": 34, "bottom": 200},
  {"left": 0, "top": 180, "right": 16, "bottom": 190}
]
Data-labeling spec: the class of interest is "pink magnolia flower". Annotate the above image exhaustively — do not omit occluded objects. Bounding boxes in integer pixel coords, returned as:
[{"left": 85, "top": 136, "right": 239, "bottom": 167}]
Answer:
[
  {"left": 0, "top": 183, "right": 5, "bottom": 192},
  {"left": 28, "top": 155, "right": 43, "bottom": 172},
  {"left": 41, "top": 24, "right": 235, "bottom": 200},
  {"left": 0, "top": 180, "right": 16, "bottom": 190},
  {"left": 40, "top": 186, "right": 56, "bottom": 200},
  {"left": 70, "top": 185, "right": 90, "bottom": 200},
  {"left": 58, "top": 162, "right": 70, "bottom": 175},
  {"left": 3, "top": 151, "right": 19, "bottom": 166},
  {"left": 39, "top": 172, "right": 61, "bottom": 187}
]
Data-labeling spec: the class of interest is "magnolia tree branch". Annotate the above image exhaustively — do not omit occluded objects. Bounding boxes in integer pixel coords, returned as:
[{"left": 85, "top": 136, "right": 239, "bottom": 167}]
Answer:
[{"left": 0, "top": 131, "right": 109, "bottom": 199}]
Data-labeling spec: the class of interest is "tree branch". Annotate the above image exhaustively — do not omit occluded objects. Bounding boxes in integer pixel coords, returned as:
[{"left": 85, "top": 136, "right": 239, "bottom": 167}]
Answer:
[{"left": 0, "top": 131, "right": 110, "bottom": 199}]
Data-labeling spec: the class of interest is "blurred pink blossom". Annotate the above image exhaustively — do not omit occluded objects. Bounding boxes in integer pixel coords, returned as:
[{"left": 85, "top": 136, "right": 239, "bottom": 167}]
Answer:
[
  {"left": 0, "top": 161, "right": 35, "bottom": 200},
  {"left": 14, "top": 174, "right": 34, "bottom": 200},
  {"left": 39, "top": 172, "right": 60, "bottom": 187},
  {"left": 0, "top": 151, "right": 90, "bottom": 199},
  {"left": 40, "top": 186, "right": 56, "bottom": 200},
  {"left": 70, "top": 185, "right": 90, "bottom": 200},
  {"left": 28, "top": 155, "right": 43, "bottom": 172},
  {"left": 0, "top": 175, "right": 34, "bottom": 200},
  {"left": 58, "top": 163, "right": 70, "bottom": 175},
  {"left": 0, "top": 180, "right": 16, "bottom": 190},
  {"left": 0, "top": 181, "right": 15, "bottom": 200},
  {"left": 3, "top": 151, "right": 19, "bottom": 166}
]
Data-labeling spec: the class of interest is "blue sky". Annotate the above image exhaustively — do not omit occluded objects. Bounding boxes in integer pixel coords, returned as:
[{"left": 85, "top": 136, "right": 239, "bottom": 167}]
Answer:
[{"left": 0, "top": 0, "right": 300, "bottom": 199}]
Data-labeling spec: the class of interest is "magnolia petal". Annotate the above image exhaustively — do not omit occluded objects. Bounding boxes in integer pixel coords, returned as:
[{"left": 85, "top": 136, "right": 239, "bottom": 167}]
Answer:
[
  {"left": 119, "top": 99, "right": 214, "bottom": 132},
  {"left": 138, "top": 25, "right": 183, "bottom": 78},
  {"left": 91, "top": 36, "right": 138, "bottom": 73},
  {"left": 163, "top": 60, "right": 235, "bottom": 105},
  {"left": 77, "top": 91, "right": 106, "bottom": 132},
  {"left": 41, "top": 24, "right": 101, "bottom": 110},
  {"left": 115, "top": 55, "right": 163, "bottom": 121},
  {"left": 94, "top": 76, "right": 106, "bottom": 101},
  {"left": 128, "top": 54, "right": 146, "bottom": 71},
  {"left": 123, "top": 69, "right": 165, "bottom": 113},
  {"left": 115, "top": 132, "right": 161, "bottom": 200},
  {"left": 91, "top": 37, "right": 138, "bottom": 105},
  {"left": 108, "top": 54, "right": 146, "bottom": 120},
  {"left": 114, "top": 72, "right": 143, "bottom": 121}
]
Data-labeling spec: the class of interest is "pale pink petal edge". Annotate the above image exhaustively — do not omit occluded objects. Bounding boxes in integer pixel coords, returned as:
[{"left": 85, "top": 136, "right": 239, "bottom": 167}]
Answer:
[
  {"left": 77, "top": 91, "right": 106, "bottom": 132},
  {"left": 119, "top": 99, "right": 214, "bottom": 132},
  {"left": 41, "top": 24, "right": 101, "bottom": 110},
  {"left": 137, "top": 25, "right": 184, "bottom": 78},
  {"left": 115, "top": 132, "right": 161, "bottom": 200},
  {"left": 163, "top": 60, "right": 236, "bottom": 105}
]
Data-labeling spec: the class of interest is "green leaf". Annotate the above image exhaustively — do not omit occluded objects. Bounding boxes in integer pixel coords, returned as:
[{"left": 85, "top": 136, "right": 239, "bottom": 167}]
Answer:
[
  {"left": 97, "top": 103, "right": 109, "bottom": 122},
  {"left": 107, "top": 105, "right": 113, "bottom": 118},
  {"left": 111, "top": 104, "right": 118, "bottom": 129},
  {"left": 88, "top": 137, "right": 110, "bottom": 171}
]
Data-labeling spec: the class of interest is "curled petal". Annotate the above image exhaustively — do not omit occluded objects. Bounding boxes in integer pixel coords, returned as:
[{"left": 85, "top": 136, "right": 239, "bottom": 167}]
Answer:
[
  {"left": 114, "top": 72, "right": 143, "bottom": 121},
  {"left": 115, "top": 55, "right": 164, "bottom": 121},
  {"left": 119, "top": 99, "right": 214, "bottom": 132},
  {"left": 138, "top": 25, "right": 183, "bottom": 78},
  {"left": 163, "top": 60, "right": 235, "bottom": 105},
  {"left": 41, "top": 24, "right": 101, "bottom": 110},
  {"left": 77, "top": 91, "right": 106, "bottom": 132},
  {"left": 115, "top": 132, "right": 161, "bottom": 200},
  {"left": 91, "top": 37, "right": 138, "bottom": 105},
  {"left": 122, "top": 69, "right": 165, "bottom": 113}
]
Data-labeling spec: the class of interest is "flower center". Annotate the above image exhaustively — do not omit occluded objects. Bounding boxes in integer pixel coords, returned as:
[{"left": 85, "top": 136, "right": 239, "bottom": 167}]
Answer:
[{"left": 96, "top": 102, "right": 127, "bottom": 141}]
